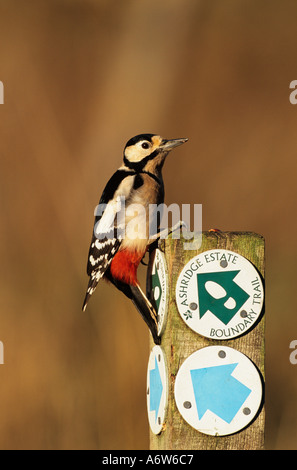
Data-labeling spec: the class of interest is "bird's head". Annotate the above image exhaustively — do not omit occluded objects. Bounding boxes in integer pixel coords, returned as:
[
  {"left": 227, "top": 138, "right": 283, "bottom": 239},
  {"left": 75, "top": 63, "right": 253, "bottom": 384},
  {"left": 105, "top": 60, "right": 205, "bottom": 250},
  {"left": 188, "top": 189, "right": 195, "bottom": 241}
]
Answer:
[{"left": 123, "top": 134, "right": 188, "bottom": 172}]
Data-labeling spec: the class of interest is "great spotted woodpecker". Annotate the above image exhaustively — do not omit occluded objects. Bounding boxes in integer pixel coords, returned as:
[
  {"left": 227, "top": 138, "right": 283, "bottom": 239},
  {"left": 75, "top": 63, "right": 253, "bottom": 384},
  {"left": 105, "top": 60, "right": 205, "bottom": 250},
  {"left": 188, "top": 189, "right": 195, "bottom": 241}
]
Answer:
[{"left": 82, "top": 134, "right": 188, "bottom": 344}]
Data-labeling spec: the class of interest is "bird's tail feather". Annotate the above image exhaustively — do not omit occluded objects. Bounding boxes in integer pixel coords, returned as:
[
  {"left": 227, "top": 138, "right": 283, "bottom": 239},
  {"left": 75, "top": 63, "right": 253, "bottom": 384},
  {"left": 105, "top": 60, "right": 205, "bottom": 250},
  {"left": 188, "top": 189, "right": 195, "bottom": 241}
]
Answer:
[
  {"left": 105, "top": 272, "right": 160, "bottom": 344},
  {"left": 83, "top": 271, "right": 160, "bottom": 344},
  {"left": 82, "top": 272, "right": 101, "bottom": 312}
]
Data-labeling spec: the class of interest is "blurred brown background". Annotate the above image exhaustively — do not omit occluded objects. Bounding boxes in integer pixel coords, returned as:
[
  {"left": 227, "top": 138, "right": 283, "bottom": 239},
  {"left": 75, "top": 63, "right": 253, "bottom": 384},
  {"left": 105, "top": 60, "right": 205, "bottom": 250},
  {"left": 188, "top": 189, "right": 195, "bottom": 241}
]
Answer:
[{"left": 0, "top": 0, "right": 296, "bottom": 449}]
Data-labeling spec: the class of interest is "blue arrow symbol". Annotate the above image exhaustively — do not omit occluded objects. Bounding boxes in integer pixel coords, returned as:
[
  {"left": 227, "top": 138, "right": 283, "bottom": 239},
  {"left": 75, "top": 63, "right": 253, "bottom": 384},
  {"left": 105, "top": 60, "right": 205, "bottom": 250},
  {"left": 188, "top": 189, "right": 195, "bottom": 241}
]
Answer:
[
  {"left": 190, "top": 363, "right": 251, "bottom": 423},
  {"left": 149, "top": 357, "right": 163, "bottom": 422}
]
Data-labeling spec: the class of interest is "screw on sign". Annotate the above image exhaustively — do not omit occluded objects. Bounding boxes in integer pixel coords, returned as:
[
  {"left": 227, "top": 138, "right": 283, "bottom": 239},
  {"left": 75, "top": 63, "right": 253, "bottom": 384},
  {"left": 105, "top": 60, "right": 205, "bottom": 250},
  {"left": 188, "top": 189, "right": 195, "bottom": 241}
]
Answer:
[
  {"left": 175, "top": 249, "right": 264, "bottom": 340},
  {"left": 174, "top": 346, "right": 263, "bottom": 436}
]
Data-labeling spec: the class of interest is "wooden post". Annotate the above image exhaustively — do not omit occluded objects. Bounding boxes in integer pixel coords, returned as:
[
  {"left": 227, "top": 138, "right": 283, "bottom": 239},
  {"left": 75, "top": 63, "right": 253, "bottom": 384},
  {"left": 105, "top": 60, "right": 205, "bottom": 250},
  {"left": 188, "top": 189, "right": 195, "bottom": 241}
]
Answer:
[{"left": 148, "top": 231, "right": 265, "bottom": 450}]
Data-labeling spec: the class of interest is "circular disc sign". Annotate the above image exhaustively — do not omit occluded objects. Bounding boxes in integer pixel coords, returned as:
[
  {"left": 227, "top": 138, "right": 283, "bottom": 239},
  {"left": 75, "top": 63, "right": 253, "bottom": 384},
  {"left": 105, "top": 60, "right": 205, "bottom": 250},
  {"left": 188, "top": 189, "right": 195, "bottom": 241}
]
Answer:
[
  {"left": 146, "top": 249, "right": 168, "bottom": 336},
  {"left": 174, "top": 346, "right": 263, "bottom": 436},
  {"left": 146, "top": 346, "right": 168, "bottom": 435},
  {"left": 175, "top": 249, "right": 264, "bottom": 340}
]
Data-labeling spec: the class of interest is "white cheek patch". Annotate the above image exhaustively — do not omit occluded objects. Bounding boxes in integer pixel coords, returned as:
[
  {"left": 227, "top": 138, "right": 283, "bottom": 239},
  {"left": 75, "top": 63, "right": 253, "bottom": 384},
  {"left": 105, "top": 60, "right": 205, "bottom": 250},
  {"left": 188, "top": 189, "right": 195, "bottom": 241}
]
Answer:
[
  {"left": 125, "top": 144, "right": 149, "bottom": 162},
  {"left": 124, "top": 135, "right": 163, "bottom": 163}
]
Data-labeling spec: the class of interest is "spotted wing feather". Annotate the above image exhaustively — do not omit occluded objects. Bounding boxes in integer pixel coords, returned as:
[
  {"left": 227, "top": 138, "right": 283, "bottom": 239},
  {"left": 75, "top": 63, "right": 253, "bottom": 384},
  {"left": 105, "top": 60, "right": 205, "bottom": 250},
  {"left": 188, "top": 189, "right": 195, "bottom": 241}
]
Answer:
[
  {"left": 82, "top": 168, "right": 135, "bottom": 311},
  {"left": 82, "top": 233, "right": 121, "bottom": 311},
  {"left": 82, "top": 204, "right": 124, "bottom": 311}
]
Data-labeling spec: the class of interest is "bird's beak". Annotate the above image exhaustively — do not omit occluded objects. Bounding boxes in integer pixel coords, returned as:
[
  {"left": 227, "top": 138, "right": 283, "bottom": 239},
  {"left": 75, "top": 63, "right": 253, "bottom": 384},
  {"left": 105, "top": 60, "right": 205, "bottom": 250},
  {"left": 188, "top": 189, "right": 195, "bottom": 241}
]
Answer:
[{"left": 160, "top": 137, "right": 188, "bottom": 151}]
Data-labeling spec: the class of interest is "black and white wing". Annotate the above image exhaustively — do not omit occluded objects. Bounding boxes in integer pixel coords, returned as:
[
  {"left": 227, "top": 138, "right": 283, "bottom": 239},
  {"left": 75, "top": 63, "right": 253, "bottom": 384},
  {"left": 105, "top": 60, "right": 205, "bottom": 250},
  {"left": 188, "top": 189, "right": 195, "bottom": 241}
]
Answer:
[
  {"left": 82, "top": 169, "right": 134, "bottom": 311},
  {"left": 82, "top": 199, "right": 123, "bottom": 311}
]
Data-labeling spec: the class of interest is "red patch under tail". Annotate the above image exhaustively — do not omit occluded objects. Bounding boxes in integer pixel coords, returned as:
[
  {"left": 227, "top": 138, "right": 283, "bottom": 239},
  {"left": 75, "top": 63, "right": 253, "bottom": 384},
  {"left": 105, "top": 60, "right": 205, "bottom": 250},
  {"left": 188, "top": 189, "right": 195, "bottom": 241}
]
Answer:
[{"left": 110, "top": 248, "right": 146, "bottom": 285}]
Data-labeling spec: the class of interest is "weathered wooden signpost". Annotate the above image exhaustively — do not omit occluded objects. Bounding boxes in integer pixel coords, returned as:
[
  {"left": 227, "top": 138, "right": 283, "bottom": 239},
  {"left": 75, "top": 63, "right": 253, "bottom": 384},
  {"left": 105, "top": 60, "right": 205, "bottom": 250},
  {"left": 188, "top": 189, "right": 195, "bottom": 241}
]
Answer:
[{"left": 146, "top": 231, "right": 265, "bottom": 450}]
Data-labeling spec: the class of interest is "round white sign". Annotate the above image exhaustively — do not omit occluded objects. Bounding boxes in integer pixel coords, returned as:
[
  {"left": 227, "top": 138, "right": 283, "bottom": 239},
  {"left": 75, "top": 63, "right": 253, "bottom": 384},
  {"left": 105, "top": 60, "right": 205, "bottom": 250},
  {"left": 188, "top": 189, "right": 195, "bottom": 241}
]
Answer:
[
  {"left": 175, "top": 249, "right": 264, "bottom": 340},
  {"left": 147, "top": 249, "right": 168, "bottom": 336},
  {"left": 146, "top": 346, "right": 168, "bottom": 435},
  {"left": 174, "top": 346, "right": 263, "bottom": 436}
]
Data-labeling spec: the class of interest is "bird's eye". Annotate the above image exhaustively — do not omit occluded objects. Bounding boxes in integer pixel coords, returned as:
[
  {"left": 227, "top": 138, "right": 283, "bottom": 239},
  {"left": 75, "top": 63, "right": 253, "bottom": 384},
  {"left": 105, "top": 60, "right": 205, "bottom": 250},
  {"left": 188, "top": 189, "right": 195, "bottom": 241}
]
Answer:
[{"left": 141, "top": 142, "right": 150, "bottom": 149}]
